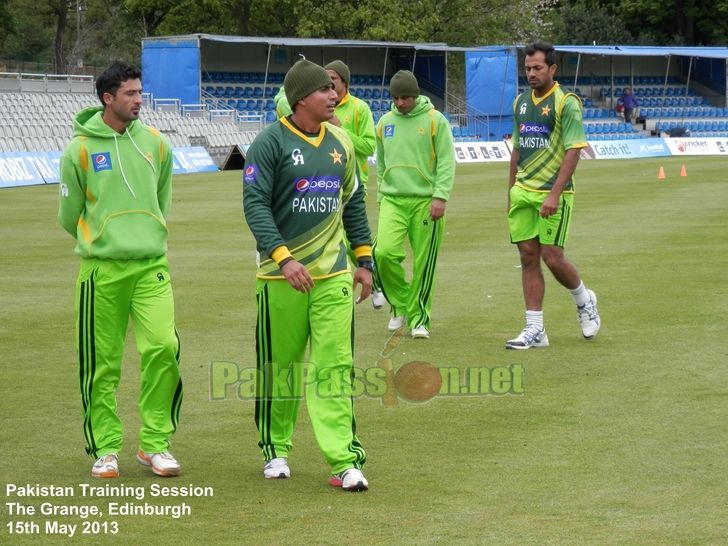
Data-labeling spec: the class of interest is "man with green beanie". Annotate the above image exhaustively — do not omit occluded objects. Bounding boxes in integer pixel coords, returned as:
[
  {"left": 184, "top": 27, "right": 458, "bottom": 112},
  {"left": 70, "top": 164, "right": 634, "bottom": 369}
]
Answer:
[
  {"left": 373, "top": 70, "right": 455, "bottom": 339},
  {"left": 58, "top": 60, "right": 183, "bottom": 479},
  {"left": 274, "top": 61, "right": 375, "bottom": 190},
  {"left": 275, "top": 60, "right": 383, "bottom": 308},
  {"left": 243, "top": 58, "right": 373, "bottom": 492}
]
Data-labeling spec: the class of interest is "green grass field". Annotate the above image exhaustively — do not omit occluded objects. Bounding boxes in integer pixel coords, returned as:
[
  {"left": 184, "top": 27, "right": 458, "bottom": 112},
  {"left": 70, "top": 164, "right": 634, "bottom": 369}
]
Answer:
[{"left": 1, "top": 156, "right": 727, "bottom": 545}]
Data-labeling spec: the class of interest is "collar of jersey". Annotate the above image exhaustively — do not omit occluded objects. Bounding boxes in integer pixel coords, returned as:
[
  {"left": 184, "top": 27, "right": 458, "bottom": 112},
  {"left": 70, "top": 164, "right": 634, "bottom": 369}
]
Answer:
[
  {"left": 531, "top": 82, "right": 559, "bottom": 106},
  {"left": 281, "top": 116, "right": 326, "bottom": 147},
  {"left": 338, "top": 92, "right": 351, "bottom": 106}
]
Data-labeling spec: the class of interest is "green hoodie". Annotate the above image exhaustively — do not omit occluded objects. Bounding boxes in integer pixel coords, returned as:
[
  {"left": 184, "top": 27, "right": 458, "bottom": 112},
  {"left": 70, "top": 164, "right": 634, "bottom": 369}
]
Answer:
[
  {"left": 375, "top": 95, "right": 455, "bottom": 202},
  {"left": 58, "top": 106, "right": 174, "bottom": 259}
]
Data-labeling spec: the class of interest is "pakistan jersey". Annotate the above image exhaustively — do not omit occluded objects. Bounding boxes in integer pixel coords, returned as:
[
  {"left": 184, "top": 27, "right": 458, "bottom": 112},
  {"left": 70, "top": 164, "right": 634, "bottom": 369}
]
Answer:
[
  {"left": 511, "top": 82, "right": 587, "bottom": 193},
  {"left": 243, "top": 117, "right": 371, "bottom": 279}
]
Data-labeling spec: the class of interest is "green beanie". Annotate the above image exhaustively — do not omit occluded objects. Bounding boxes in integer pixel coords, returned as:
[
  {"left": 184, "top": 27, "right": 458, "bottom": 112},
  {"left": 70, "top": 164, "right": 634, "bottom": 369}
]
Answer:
[
  {"left": 390, "top": 70, "right": 420, "bottom": 97},
  {"left": 284, "top": 59, "right": 333, "bottom": 108},
  {"left": 324, "top": 60, "right": 350, "bottom": 86}
]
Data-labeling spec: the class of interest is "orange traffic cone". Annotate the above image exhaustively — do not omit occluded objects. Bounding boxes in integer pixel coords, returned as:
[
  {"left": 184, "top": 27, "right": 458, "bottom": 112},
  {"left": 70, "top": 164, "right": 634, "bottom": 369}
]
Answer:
[
  {"left": 680, "top": 163, "right": 687, "bottom": 177},
  {"left": 658, "top": 166, "right": 666, "bottom": 180}
]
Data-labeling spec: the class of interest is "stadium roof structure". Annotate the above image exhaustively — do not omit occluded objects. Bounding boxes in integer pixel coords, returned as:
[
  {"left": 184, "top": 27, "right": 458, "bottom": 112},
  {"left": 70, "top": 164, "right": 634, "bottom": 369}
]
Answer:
[
  {"left": 143, "top": 33, "right": 506, "bottom": 53},
  {"left": 141, "top": 34, "right": 513, "bottom": 112},
  {"left": 552, "top": 45, "right": 728, "bottom": 60}
]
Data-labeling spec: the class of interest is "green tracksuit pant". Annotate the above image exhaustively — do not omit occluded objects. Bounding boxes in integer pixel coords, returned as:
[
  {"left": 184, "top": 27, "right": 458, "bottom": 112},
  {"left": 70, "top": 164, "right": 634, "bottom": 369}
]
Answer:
[
  {"left": 255, "top": 273, "right": 366, "bottom": 474},
  {"left": 75, "top": 256, "right": 182, "bottom": 459},
  {"left": 373, "top": 195, "right": 444, "bottom": 329}
]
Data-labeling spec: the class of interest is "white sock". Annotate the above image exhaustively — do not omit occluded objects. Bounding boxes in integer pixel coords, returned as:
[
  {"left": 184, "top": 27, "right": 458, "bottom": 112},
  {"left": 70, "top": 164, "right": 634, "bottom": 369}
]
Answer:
[
  {"left": 525, "top": 310, "right": 544, "bottom": 331},
  {"left": 569, "top": 281, "right": 590, "bottom": 306}
]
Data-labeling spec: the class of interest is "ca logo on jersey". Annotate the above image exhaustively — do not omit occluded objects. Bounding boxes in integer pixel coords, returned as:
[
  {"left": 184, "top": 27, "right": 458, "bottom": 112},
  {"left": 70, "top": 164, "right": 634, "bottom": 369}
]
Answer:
[
  {"left": 291, "top": 148, "right": 304, "bottom": 166},
  {"left": 519, "top": 103, "right": 527, "bottom": 115}
]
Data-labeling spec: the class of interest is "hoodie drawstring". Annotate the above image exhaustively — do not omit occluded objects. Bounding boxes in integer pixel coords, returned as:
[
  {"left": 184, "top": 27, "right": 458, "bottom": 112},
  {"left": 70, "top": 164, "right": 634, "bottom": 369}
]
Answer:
[
  {"left": 113, "top": 134, "right": 136, "bottom": 199},
  {"left": 112, "top": 128, "right": 157, "bottom": 199},
  {"left": 126, "top": 128, "right": 157, "bottom": 174}
]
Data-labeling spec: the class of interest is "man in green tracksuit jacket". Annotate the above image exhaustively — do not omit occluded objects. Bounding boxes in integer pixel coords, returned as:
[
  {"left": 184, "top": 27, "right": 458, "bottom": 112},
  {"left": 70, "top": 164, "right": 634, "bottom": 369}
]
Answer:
[
  {"left": 275, "top": 61, "right": 384, "bottom": 306},
  {"left": 58, "top": 61, "right": 182, "bottom": 479},
  {"left": 244, "top": 59, "right": 373, "bottom": 492},
  {"left": 373, "top": 70, "right": 455, "bottom": 339}
]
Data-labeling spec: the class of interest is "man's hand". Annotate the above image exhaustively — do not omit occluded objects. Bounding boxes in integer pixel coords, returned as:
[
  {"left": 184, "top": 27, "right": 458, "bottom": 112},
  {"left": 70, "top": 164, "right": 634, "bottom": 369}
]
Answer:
[
  {"left": 353, "top": 268, "right": 372, "bottom": 304},
  {"left": 430, "top": 198, "right": 447, "bottom": 220},
  {"left": 281, "top": 260, "right": 314, "bottom": 293},
  {"left": 539, "top": 192, "right": 560, "bottom": 218}
]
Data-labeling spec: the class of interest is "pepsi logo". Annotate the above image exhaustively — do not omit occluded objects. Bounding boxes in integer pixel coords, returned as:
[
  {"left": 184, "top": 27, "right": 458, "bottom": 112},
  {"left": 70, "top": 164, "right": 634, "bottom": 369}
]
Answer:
[
  {"left": 296, "top": 179, "right": 310, "bottom": 191},
  {"left": 96, "top": 155, "right": 107, "bottom": 165}
]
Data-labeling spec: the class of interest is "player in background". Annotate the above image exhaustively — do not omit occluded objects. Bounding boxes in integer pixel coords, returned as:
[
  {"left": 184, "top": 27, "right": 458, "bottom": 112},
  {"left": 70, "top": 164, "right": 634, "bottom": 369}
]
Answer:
[
  {"left": 373, "top": 70, "right": 455, "bottom": 339},
  {"left": 243, "top": 58, "right": 372, "bottom": 491},
  {"left": 506, "top": 41, "right": 601, "bottom": 349},
  {"left": 58, "top": 60, "right": 182, "bottom": 478}
]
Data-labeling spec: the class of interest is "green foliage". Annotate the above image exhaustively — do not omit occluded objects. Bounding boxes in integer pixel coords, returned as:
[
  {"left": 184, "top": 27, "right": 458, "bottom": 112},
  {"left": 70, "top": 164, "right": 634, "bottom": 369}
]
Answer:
[
  {"left": 617, "top": 0, "right": 728, "bottom": 44},
  {"left": 1, "top": 0, "right": 55, "bottom": 62},
  {"left": 156, "top": 0, "right": 237, "bottom": 36},
  {"left": 0, "top": 0, "right": 15, "bottom": 47},
  {"left": 0, "top": 0, "right": 726, "bottom": 70},
  {"left": 550, "top": 0, "right": 633, "bottom": 45}
]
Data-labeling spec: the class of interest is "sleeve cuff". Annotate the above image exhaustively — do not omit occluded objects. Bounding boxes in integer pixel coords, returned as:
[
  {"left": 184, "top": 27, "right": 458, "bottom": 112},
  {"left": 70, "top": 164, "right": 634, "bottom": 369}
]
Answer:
[
  {"left": 353, "top": 245, "right": 372, "bottom": 259},
  {"left": 271, "top": 245, "right": 293, "bottom": 265}
]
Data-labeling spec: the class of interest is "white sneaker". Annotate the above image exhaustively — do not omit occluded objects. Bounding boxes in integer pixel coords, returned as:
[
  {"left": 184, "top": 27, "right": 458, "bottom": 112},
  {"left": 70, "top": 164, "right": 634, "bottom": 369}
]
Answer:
[
  {"left": 505, "top": 326, "right": 549, "bottom": 350},
  {"left": 411, "top": 325, "right": 430, "bottom": 339},
  {"left": 577, "top": 289, "right": 601, "bottom": 339},
  {"left": 136, "top": 450, "right": 181, "bottom": 477},
  {"left": 91, "top": 454, "right": 118, "bottom": 479},
  {"left": 263, "top": 457, "right": 290, "bottom": 479},
  {"left": 329, "top": 468, "right": 368, "bottom": 492},
  {"left": 388, "top": 315, "right": 406, "bottom": 331},
  {"left": 371, "top": 290, "right": 386, "bottom": 309}
]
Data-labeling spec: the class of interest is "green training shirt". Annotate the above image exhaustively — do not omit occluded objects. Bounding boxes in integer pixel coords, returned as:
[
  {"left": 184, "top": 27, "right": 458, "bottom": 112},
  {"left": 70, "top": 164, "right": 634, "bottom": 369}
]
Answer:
[
  {"left": 243, "top": 117, "right": 372, "bottom": 279},
  {"left": 511, "top": 83, "right": 587, "bottom": 193}
]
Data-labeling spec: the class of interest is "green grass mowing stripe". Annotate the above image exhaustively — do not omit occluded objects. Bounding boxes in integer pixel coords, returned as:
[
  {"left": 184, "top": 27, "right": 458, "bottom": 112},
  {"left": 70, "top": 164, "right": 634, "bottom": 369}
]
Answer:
[{"left": 0, "top": 157, "right": 726, "bottom": 544}]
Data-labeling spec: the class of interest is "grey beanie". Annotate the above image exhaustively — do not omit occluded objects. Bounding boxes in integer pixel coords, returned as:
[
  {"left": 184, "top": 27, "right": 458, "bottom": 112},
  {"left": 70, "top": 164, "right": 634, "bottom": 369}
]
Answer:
[
  {"left": 284, "top": 59, "right": 333, "bottom": 107},
  {"left": 324, "top": 60, "right": 351, "bottom": 86},
  {"left": 390, "top": 70, "right": 420, "bottom": 97}
]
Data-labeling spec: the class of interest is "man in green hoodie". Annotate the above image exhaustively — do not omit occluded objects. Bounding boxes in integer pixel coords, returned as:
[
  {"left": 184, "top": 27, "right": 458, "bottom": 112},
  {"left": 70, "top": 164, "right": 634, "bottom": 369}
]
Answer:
[
  {"left": 373, "top": 70, "right": 455, "bottom": 339},
  {"left": 58, "top": 61, "right": 182, "bottom": 479}
]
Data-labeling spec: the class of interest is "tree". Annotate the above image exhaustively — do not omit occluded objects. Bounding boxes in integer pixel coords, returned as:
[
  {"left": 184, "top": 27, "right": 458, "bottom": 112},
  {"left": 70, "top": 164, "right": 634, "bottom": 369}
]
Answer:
[
  {"left": 616, "top": 0, "right": 727, "bottom": 45},
  {"left": 0, "top": 0, "right": 15, "bottom": 52},
  {"left": 124, "top": 0, "right": 176, "bottom": 36},
  {"left": 549, "top": 0, "right": 633, "bottom": 45}
]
